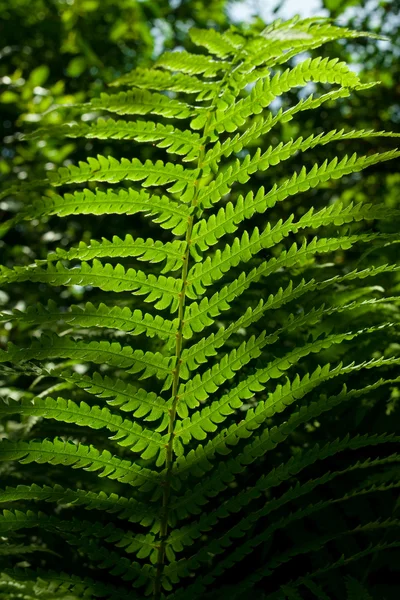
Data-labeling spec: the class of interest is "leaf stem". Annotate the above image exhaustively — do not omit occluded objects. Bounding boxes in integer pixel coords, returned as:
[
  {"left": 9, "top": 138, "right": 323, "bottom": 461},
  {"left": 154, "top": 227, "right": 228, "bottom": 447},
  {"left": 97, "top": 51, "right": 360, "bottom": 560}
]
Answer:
[
  {"left": 152, "top": 46, "right": 247, "bottom": 599},
  {"left": 152, "top": 139, "right": 208, "bottom": 600}
]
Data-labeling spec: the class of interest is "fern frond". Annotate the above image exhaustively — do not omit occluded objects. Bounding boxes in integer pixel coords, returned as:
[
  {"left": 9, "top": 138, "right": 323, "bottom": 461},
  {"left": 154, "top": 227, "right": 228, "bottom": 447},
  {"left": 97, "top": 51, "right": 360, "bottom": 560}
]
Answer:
[
  {"left": 198, "top": 148, "right": 400, "bottom": 209},
  {"left": 183, "top": 262, "right": 400, "bottom": 338},
  {"left": 3, "top": 568, "right": 141, "bottom": 600},
  {"left": 174, "top": 347, "right": 397, "bottom": 447},
  {"left": 0, "top": 397, "right": 168, "bottom": 464},
  {"left": 110, "top": 67, "right": 218, "bottom": 100},
  {"left": 166, "top": 499, "right": 400, "bottom": 592},
  {"left": 2, "top": 17, "right": 400, "bottom": 600},
  {"left": 1, "top": 334, "right": 175, "bottom": 383},
  {"left": 205, "top": 519, "right": 400, "bottom": 598},
  {"left": 345, "top": 577, "right": 373, "bottom": 600},
  {"left": 255, "top": 149, "right": 400, "bottom": 210},
  {"left": 49, "top": 235, "right": 187, "bottom": 273},
  {"left": 167, "top": 483, "right": 400, "bottom": 597},
  {"left": 155, "top": 50, "right": 229, "bottom": 76},
  {"left": 89, "top": 89, "right": 194, "bottom": 119},
  {"left": 28, "top": 119, "right": 203, "bottom": 162},
  {"left": 187, "top": 227, "right": 392, "bottom": 298},
  {"left": 28, "top": 187, "right": 191, "bottom": 235},
  {"left": 206, "top": 57, "right": 362, "bottom": 136},
  {"left": 63, "top": 371, "right": 169, "bottom": 423},
  {"left": 242, "top": 17, "right": 384, "bottom": 70},
  {"left": 204, "top": 125, "right": 399, "bottom": 177},
  {"left": 180, "top": 293, "right": 399, "bottom": 378},
  {"left": 0, "top": 509, "right": 159, "bottom": 562},
  {"left": 189, "top": 28, "right": 245, "bottom": 59},
  {"left": 59, "top": 535, "right": 156, "bottom": 589},
  {"left": 263, "top": 542, "right": 400, "bottom": 600},
  {"left": 0, "top": 483, "right": 156, "bottom": 525},
  {"left": 8, "top": 301, "right": 178, "bottom": 343},
  {"left": 302, "top": 580, "right": 332, "bottom": 600},
  {"left": 0, "top": 260, "right": 182, "bottom": 311},
  {"left": 202, "top": 86, "right": 374, "bottom": 169},
  {"left": 191, "top": 191, "right": 400, "bottom": 254},
  {"left": 166, "top": 454, "right": 400, "bottom": 557},
  {"left": 168, "top": 486, "right": 400, "bottom": 587},
  {"left": 0, "top": 543, "right": 56, "bottom": 557},
  {"left": 47, "top": 155, "right": 199, "bottom": 194},
  {"left": 176, "top": 325, "right": 381, "bottom": 415},
  {"left": 0, "top": 438, "right": 159, "bottom": 491},
  {"left": 171, "top": 395, "right": 400, "bottom": 518}
]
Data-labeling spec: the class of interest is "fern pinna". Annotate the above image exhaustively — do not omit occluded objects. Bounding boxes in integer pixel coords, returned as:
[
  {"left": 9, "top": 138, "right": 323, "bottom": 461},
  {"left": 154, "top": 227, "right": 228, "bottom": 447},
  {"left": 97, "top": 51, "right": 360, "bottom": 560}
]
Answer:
[{"left": 0, "top": 16, "right": 400, "bottom": 600}]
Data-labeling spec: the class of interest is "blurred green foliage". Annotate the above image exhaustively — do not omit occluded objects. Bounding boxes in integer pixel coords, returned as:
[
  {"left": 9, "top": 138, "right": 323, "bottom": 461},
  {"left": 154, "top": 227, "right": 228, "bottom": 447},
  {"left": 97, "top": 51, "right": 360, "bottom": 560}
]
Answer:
[
  {"left": 1, "top": 0, "right": 398, "bottom": 189},
  {"left": 0, "top": 0, "right": 229, "bottom": 183}
]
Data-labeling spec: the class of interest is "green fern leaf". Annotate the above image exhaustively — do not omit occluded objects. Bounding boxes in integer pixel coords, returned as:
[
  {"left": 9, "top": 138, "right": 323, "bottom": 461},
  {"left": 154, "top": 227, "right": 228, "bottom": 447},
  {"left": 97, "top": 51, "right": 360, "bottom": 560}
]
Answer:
[
  {"left": 171, "top": 423, "right": 400, "bottom": 519},
  {"left": 175, "top": 324, "right": 390, "bottom": 419},
  {"left": 2, "top": 17, "right": 400, "bottom": 600},
  {"left": 191, "top": 193, "right": 399, "bottom": 254},
  {"left": 206, "top": 57, "right": 362, "bottom": 136},
  {"left": 0, "top": 260, "right": 182, "bottom": 311},
  {"left": 183, "top": 262, "right": 400, "bottom": 338},
  {"left": 89, "top": 89, "right": 194, "bottom": 119},
  {"left": 167, "top": 454, "right": 400, "bottom": 557},
  {"left": 0, "top": 438, "right": 159, "bottom": 491},
  {"left": 189, "top": 28, "right": 245, "bottom": 59},
  {"left": 155, "top": 50, "right": 229, "bottom": 77},
  {"left": 0, "top": 483, "right": 156, "bottom": 525},
  {"left": 0, "top": 397, "right": 168, "bottom": 463},
  {"left": 1, "top": 568, "right": 137, "bottom": 600},
  {"left": 180, "top": 293, "right": 399, "bottom": 376},
  {"left": 28, "top": 119, "right": 202, "bottom": 162},
  {"left": 0, "top": 334, "right": 175, "bottom": 383},
  {"left": 48, "top": 235, "right": 187, "bottom": 273},
  {"left": 110, "top": 67, "right": 218, "bottom": 100},
  {"left": 0, "top": 509, "right": 159, "bottom": 561},
  {"left": 198, "top": 148, "right": 400, "bottom": 209},
  {"left": 47, "top": 155, "right": 200, "bottom": 193},
  {"left": 8, "top": 300, "right": 178, "bottom": 343},
  {"left": 20, "top": 187, "right": 191, "bottom": 235},
  {"left": 202, "top": 85, "right": 376, "bottom": 169},
  {"left": 62, "top": 371, "right": 169, "bottom": 423}
]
